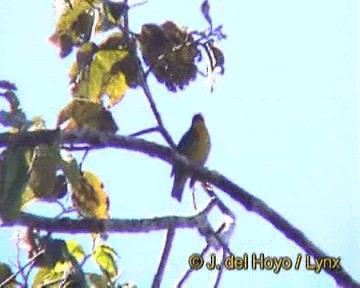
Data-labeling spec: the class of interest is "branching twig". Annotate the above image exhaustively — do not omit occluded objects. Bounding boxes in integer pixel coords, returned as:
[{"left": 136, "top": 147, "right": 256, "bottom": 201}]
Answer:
[
  {"left": 177, "top": 242, "right": 211, "bottom": 287},
  {"left": 202, "top": 182, "right": 236, "bottom": 220},
  {"left": 15, "top": 234, "right": 27, "bottom": 285},
  {"left": 152, "top": 227, "right": 176, "bottom": 288},
  {"left": 0, "top": 249, "right": 45, "bottom": 287},
  {"left": 129, "top": 126, "right": 159, "bottom": 137},
  {"left": 213, "top": 249, "right": 226, "bottom": 288},
  {"left": 0, "top": 130, "right": 358, "bottom": 287},
  {"left": 177, "top": 224, "right": 226, "bottom": 287},
  {"left": 122, "top": 1, "right": 176, "bottom": 149},
  {"left": 137, "top": 66, "right": 177, "bottom": 148}
]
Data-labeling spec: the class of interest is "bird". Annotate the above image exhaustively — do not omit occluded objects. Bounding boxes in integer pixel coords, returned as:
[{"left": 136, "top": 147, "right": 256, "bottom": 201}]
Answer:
[{"left": 171, "top": 113, "right": 211, "bottom": 202}]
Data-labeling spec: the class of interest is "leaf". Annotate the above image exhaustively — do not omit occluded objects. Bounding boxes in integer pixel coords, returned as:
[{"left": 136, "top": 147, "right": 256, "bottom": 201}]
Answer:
[
  {"left": 32, "top": 235, "right": 86, "bottom": 288},
  {"left": 105, "top": 72, "right": 128, "bottom": 107},
  {"left": 93, "top": 244, "right": 118, "bottom": 278},
  {"left": 0, "top": 147, "right": 31, "bottom": 219},
  {"left": 0, "top": 262, "right": 16, "bottom": 288},
  {"left": 66, "top": 239, "right": 86, "bottom": 262},
  {"left": 139, "top": 22, "right": 199, "bottom": 92},
  {"left": 0, "top": 89, "right": 29, "bottom": 129},
  {"left": 32, "top": 266, "right": 61, "bottom": 288},
  {"left": 89, "top": 49, "right": 129, "bottom": 104},
  {"left": 70, "top": 45, "right": 135, "bottom": 107},
  {"left": 50, "top": 0, "right": 98, "bottom": 57},
  {"left": 95, "top": 0, "right": 128, "bottom": 33},
  {"left": 32, "top": 259, "right": 86, "bottom": 288},
  {"left": 26, "top": 144, "right": 62, "bottom": 202},
  {"left": 59, "top": 150, "right": 81, "bottom": 187},
  {"left": 34, "top": 238, "right": 69, "bottom": 268},
  {"left": 86, "top": 273, "right": 109, "bottom": 287},
  {"left": 57, "top": 99, "right": 118, "bottom": 133},
  {"left": 70, "top": 171, "right": 110, "bottom": 219}
]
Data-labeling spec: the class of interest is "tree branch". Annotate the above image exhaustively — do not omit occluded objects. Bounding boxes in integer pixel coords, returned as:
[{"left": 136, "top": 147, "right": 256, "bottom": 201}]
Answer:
[
  {"left": 0, "top": 130, "right": 358, "bottom": 287},
  {"left": 152, "top": 227, "right": 176, "bottom": 288},
  {"left": 128, "top": 126, "right": 160, "bottom": 137},
  {"left": 2, "top": 201, "right": 216, "bottom": 234}
]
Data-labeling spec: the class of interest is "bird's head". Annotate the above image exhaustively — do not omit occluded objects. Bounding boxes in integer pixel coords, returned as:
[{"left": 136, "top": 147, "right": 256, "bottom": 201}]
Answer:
[{"left": 192, "top": 113, "right": 205, "bottom": 125}]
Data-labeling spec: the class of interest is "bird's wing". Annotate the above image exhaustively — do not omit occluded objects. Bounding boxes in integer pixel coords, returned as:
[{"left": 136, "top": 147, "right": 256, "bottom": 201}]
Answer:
[{"left": 170, "top": 128, "right": 198, "bottom": 177}]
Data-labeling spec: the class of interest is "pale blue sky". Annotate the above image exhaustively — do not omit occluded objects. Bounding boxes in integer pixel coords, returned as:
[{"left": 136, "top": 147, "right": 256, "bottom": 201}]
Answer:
[{"left": 0, "top": 0, "right": 359, "bottom": 287}]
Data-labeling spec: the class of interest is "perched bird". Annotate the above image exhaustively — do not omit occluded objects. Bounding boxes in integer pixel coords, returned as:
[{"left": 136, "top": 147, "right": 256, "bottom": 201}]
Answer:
[{"left": 171, "top": 113, "right": 211, "bottom": 202}]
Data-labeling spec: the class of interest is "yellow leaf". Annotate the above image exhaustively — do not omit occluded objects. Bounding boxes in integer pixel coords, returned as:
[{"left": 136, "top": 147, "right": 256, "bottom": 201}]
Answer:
[
  {"left": 105, "top": 72, "right": 128, "bottom": 107},
  {"left": 88, "top": 57, "right": 107, "bottom": 101},
  {"left": 32, "top": 266, "right": 60, "bottom": 288},
  {"left": 50, "top": 1, "right": 98, "bottom": 57},
  {"left": 71, "top": 171, "right": 109, "bottom": 219},
  {"left": 89, "top": 50, "right": 129, "bottom": 103},
  {"left": 95, "top": 50, "right": 128, "bottom": 71},
  {"left": 93, "top": 244, "right": 118, "bottom": 278},
  {"left": 69, "top": 61, "right": 79, "bottom": 83},
  {"left": 66, "top": 239, "right": 85, "bottom": 262}
]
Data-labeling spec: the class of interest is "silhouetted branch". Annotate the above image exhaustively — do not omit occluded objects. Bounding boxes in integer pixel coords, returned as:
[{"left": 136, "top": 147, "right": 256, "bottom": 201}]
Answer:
[
  {"left": 0, "top": 80, "right": 17, "bottom": 91},
  {"left": 177, "top": 224, "right": 227, "bottom": 287},
  {"left": 152, "top": 227, "right": 176, "bottom": 288},
  {"left": 177, "top": 242, "right": 211, "bottom": 287},
  {"left": 2, "top": 201, "right": 216, "bottom": 234},
  {"left": 137, "top": 66, "right": 177, "bottom": 148},
  {"left": 213, "top": 247, "right": 226, "bottom": 288},
  {"left": 0, "top": 130, "right": 358, "bottom": 287},
  {"left": 129, "top": 126, "right": 159, "bottom": 137}
]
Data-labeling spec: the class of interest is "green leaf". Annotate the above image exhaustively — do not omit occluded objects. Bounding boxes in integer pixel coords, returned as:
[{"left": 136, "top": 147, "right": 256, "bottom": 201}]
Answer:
[
  {"left": 93, "top": 244, "right": 118, "bottom": 278},
  {"left": 60, "top": 151, "right": 81, "bottom": 187},
  {"left": 0, "top": 147, "right": 31, "bottom": 219}
]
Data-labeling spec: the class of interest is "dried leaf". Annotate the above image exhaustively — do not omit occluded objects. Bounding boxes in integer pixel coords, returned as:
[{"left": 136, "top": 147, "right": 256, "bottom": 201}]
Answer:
[{"left": 57, "top": 99, "right": 118, "bottom": 133}]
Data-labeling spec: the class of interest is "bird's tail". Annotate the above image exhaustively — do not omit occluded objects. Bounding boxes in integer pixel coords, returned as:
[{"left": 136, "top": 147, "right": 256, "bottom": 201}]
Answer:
[{"left": 171, "top": 175, "right": 187, "bottom": 202}]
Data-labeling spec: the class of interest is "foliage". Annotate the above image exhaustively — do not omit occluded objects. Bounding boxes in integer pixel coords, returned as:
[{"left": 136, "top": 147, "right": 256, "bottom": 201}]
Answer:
[{"left": 0, "top": 0, "right": 226, "bottom": 287}]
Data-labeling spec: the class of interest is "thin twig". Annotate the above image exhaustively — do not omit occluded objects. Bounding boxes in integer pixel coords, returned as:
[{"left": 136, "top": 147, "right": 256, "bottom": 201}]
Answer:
[
  {"left": 15, "top": 234, "right": 27, "bottom": 285},
  {"left": 177, "top": 243, "right": 211, "bottom": 287},
  {"left": 0, "top": 249, "right": 45, "bottom": 287},
  {"left": 138, "top": 64, "right": 177, "bottom": 148},
  {"left": 129, "top": 126, "right": 159, "bottom": 137},
  {"left": 202, "top": 182, "right": 235, "bottom": 219},
  {"left": 192, "top": 186, "right": 198, "bottom": 210},
  {"left": 177, "top": 223, "right": 227, "bottom": 287},
  {"left": 152, "top": 227, "right": 176, "bottom": 288},
  {"left": 213, "top": 249, "right": 226, "bottom": 288},
  {"left": 79, "top": 148, "right": 90, "bottom": 170},
  {"left": 123, "top": 0, "right": 175, "bottom": 148},
  {"left": 129, "top": 0, "right": 148, "bottom": 9},
  {"left": 0, "top": 130, "right": 358, "bottom": 287}
]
